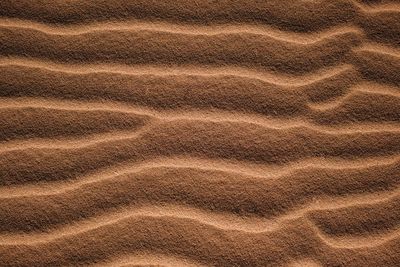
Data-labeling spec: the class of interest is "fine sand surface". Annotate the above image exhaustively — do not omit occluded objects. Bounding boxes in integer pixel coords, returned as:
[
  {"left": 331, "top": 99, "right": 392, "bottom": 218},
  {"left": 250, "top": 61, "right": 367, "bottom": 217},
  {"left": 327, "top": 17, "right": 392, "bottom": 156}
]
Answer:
[{"left": 0, "top": 0, "right": 399, "bottom": 266}]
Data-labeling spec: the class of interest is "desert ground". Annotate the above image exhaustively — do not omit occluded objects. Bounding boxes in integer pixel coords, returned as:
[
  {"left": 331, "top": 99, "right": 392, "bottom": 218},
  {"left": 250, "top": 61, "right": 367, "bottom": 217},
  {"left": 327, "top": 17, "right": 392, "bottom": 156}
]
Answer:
[{"left": 0, "top": 0, "right": 399, "bottom": 266}]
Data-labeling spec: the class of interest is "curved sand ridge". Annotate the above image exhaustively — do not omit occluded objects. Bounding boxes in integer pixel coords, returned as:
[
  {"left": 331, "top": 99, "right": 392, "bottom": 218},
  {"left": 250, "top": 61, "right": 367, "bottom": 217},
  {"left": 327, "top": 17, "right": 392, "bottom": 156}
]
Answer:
[
  {"left": 0, "top": 160, "right": 398, "bottom": 233},
  {"left": 1, "top": 216, "right": 400, "bottom": 266},
  {"left": 0, "top": 26, "right": 399, "bottom": 77},
  {"left": 0, "top": 1, "right": 399, "bottom": 36},
  {"left": 0, "top": 0, "right": 399, "bottom": 266},
  {"left": 1, "top": 119, "right": 400, "bottom": 185}
]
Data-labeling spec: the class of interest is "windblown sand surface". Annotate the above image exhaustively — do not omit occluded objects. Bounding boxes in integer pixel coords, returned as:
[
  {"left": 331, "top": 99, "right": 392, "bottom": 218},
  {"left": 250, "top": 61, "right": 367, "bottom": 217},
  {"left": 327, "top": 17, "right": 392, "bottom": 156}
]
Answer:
[{"left": 0, "top": 0, "right": 399, "bottom": 266}]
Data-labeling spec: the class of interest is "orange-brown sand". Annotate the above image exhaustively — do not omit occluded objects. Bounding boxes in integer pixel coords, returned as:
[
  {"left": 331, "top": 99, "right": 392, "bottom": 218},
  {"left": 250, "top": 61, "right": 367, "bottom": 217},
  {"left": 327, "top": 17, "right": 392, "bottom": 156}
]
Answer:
[{"left": 0, "top": 0, "right": 399, "bottom": 266}]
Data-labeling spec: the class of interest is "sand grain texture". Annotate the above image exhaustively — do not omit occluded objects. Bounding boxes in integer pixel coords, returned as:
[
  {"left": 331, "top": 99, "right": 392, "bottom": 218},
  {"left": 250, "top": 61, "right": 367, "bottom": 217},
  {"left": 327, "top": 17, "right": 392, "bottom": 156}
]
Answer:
[{"left": 0, "top": 0, "right": 399, "bottom": 266}]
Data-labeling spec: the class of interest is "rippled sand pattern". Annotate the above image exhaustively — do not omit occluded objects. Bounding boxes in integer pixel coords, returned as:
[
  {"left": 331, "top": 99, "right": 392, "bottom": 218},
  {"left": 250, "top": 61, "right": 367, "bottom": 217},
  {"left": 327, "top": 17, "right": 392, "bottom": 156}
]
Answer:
[{"left": 0, "top": 0, "right": 399, "bottom": 266}]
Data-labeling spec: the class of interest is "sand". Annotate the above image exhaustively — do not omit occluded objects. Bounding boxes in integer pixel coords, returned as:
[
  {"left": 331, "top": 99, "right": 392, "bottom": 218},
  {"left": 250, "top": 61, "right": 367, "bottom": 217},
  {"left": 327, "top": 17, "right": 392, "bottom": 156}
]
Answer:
[{"left": 0, "top": 0, "right": 399, "bottom": 266}]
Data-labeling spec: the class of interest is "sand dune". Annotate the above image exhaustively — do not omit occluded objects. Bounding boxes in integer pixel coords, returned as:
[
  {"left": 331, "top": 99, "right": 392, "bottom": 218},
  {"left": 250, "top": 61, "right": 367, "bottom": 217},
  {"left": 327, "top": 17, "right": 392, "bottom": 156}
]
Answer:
[{"left": 0, "top": 0, "right": 399, "bottom": 266}]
